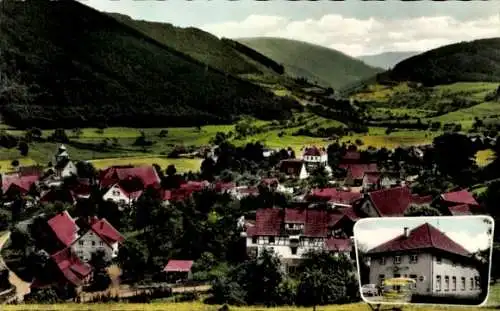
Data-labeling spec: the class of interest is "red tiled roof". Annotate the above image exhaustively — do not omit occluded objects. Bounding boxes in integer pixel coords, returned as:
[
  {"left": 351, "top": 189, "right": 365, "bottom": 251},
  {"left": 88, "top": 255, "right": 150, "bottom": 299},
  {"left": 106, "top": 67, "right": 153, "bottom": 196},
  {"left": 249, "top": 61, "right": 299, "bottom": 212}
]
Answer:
[
  {"left": 161, "top": 189, "right": 172, "bottom": 201},
  {"left": 342, "top": 151, "right": 361, "bottom": 161},
  {"left": 90, "top": 218, "right": 124, "bottom": 246},
  {"left": 364, "top": 172, "right": 381, "bottom": 184},
  {"left": 309, "top": 188, "right": 363, "bottom": 205},
  {"left": 303, "top": 146, "right": 326, "bottom": 156},
  {"left": 164, "top": 260, "right": 194, "bottom": 272},
  {"left": 2, "top": 174, "right": 38, "bottom": 193},
  {"left": 411, "top": 194, "right": 434, "bottom": 205},
  {"left": 249, "top": 208, "right": 358, "bottom": 237},
  {"left": 368, "top": 187, "right": 430, "bottom": 217},
  {"left": 347, "top": 164, "right": 378, "bottom": 180},
  {"left": 99, "top": 165, "right": 160, "bottom": 189},
  {"left": 284, "top": 209, "right": 306, "bottom": 223},
  {"left": 50, "top": 247, "right": 92, "bottom": 286},
  {"left": 368, "top": 223, "right": 471, "bottom": 258},
  {"left": 442, "top": 190, "right": 479, "bottom": 207},
  {"left": 325, "top": 237, "right": 352, "bottom": 252},
  {"left": 180, "top": 181, "right": 209, "bottom": 191},
  {"left": 115, "top": 183, "right": 143, "bottom": 200},
  {"left": 448, "top": 204, "right": 472, "bottom": 216},
  {"left": 253, "top": 208, "right": 282, "bottom": 236},
  {"left": 47, "top": 211, "right": 79, "bottom": 247}
]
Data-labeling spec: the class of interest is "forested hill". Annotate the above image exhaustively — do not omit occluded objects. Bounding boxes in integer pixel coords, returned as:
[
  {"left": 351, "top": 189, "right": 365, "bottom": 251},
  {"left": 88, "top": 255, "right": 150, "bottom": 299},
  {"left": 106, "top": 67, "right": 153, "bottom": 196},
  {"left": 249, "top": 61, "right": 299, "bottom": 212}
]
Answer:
[
  {"left": 0, "top": 0, "right": 300, "bottom": 129},
  {"left": 237, "top": 37, "right": 383, "bottom": 89},
  {"left": 377, "top": 38, "right": 500, "bottom": 86}
]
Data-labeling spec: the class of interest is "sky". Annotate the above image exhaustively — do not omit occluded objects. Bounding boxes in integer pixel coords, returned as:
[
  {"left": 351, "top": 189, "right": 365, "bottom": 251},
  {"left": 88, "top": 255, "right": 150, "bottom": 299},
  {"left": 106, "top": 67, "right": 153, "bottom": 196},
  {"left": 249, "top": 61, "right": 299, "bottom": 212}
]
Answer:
[
  {"left": 79, "top": 0, "right": 500, "bottom": 57},
  {"left": 354, "top": 216, "right": 493, "bottom": 254}
]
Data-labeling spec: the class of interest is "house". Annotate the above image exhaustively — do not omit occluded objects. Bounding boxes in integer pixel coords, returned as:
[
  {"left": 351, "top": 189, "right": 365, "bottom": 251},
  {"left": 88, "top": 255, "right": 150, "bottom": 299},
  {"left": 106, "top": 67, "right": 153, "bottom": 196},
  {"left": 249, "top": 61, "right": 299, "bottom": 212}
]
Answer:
[
  {"left": 71, "top": 218, "right": 124, "bottom": 262},
  {"left": 99, "top": 165, "right": 161, "bottom": 189},
  {"left": 302, "top": 146, "right": 328, "bottom": 165},
  {"left": 358, "top": 186, "right": 433, "bottom": 217},
  {"left": 53, "top": 145, "right": 78, "bottom": 178},
  {"left": 435, "top": 190, "right": 481, "bottom": 214},
  {"left": 228, "top": 186, "right": 259, "bottom": 200},
  {"left": 340, "top": 151, "right": 362, "bottom": 165},
  {"left": 102, "top": 182, "right": 143, "bottom": 209},
  {"left": 362, "top": 171, "right": 402, "bottom": 192},
  {"left": 2, "top": 173, "right": 39, "bottom": 199},
  {"left": 278, "top": 159, "right": 309, "bottom": 179},
  {"left": 244, "top": 208, "right": 354, "bottom": 273},
  {"left": 40, "top": 187, "right": 77, "bottom": 205},
  {"left": 47, "top": 211, "right": 80, "bottom": 252},
  {"left": 307, "top": 188, "right": 363, "bottom": 209},
  {"left": 366, "top": 223, "right": 482, "bottom": 299},
  {"left": 163, "top": 260, "right": 194, "bottom": 283},
  {"left": 30, "top": 247, "right": 93, "bottom": 293},
  {"left": 343, "top": 164, "right": 378, "bottom": 186},
  {"left": 260, "top": 178, "right": 294, "bottom": 194}
]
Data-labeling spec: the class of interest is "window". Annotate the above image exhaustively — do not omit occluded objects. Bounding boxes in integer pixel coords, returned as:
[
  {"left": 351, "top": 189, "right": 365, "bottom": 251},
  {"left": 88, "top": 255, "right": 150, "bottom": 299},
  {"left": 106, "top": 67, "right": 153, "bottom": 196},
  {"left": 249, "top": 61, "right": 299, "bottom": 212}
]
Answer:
[
  {"left": 475, "top": 276, "right": 480, "bottom": 288},
  {"left": 252, "top": 237, "right": 257, "bottom": 244},
  {"left": 436, "top": 256, "right": 442, "bottom": 264},
  {"left": 393, "top": 273, "right": 401, "bottom": 278},
  {"left": 78, "top": 240, "right": 84, "bottom": 246},
  {"left": 291, "top": 247, "right": 298, "bottom": 255},
  {"left": 444, "top": 276, "right": 449, "bottom": 291},
  {"left": 452, "top": 276, "right": 457, "bottom": 291},
  {"left": 99, "top": 241, "right": 104, "bottom": 246},
  {"left": 410, "top": 254, "right": 418, "bottom": 264},
  {"left": 436, "top": 275, "right": 441, "bottom": 291},
  {"left": 410, "top": 275, "right": 418, "bottom": 289},
  {"left": 461, "top": 277, "right": 466, "bottom": 290},
  {"left": 91, "top": 241, "right": 96, "bottom": 246},
  {"left": 393, "top": 256, "right": 401, "bottom": 264},
  {"left": 269, "top": 237, "right": 275, "bottom": 244},
  {"left": 112, "top": 190, "right": 120, "bottom": 196},
  {"left": 379, "top": 257, "right": 386, "bottom": 265},
  {"left": 470, "top": 278, "right": 474, "bottom": 290}
]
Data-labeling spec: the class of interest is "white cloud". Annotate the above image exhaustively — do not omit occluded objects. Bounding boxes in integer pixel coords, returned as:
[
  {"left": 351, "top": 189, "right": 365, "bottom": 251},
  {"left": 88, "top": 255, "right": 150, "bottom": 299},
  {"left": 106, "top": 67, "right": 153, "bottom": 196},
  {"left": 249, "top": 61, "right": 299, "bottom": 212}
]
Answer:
[
  {"left": 355, "top": 228, "right": 491, "bottom": 254},
  {"left": 200, "top": 13, "right": 500, "bottom": 57}
]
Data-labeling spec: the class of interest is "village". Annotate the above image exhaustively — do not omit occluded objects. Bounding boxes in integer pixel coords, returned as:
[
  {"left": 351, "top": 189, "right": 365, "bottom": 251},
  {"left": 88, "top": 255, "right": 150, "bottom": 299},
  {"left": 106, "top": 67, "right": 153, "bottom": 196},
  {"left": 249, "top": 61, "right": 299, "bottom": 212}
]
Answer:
[{"left": 0, "top": 129, "right": 492, "bottom": 306}]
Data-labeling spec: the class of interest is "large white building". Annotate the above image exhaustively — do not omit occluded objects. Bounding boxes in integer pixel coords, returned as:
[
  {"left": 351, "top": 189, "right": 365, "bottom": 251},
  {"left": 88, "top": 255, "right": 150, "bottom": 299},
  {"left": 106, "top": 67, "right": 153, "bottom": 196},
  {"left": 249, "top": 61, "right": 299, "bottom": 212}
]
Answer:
[
  {"left": 244, "top": 208, "right": 355, "bottom": 273},
  {"left": 366, "top": 223, "right": 482, "bottom": 298}
]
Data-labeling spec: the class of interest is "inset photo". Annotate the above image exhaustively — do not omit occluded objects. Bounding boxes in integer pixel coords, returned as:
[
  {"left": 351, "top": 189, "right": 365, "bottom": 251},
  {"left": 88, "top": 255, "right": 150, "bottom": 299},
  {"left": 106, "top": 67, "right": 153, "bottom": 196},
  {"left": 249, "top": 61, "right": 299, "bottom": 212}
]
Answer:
[{"left": 354, "top": 216, "right": 494, "bottom": 306}]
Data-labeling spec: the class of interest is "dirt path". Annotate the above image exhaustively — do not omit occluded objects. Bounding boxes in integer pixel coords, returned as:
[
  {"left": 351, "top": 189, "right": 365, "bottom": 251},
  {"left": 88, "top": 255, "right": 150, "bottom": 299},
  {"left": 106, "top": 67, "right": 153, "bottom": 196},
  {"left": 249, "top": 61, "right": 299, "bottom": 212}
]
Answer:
[{"left": 0, "top": 232, "right": 31, "bottom": 302}]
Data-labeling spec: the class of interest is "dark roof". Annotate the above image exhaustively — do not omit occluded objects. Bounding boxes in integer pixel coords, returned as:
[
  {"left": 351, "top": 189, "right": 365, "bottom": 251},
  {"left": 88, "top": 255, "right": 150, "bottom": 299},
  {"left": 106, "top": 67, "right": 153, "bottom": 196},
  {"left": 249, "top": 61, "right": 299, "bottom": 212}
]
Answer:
[
  {"left": 367, "top": 223, "right": 471, "bottom": 258},
  {"left": 441, "top": 190, "right": 479, "bottom": 207},
  {"left": 279, "top": 159, "right": 305, "bottom": 175},
  {"left": 367, "top": 187, "right": 432, "bottom": 217}
]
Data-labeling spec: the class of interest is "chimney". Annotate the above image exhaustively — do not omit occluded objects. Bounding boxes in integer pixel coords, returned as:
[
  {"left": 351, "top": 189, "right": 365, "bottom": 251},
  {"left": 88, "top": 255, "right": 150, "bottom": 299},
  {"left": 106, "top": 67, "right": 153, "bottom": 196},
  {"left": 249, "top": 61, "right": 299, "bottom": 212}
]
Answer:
[{"left": 403, "top": 227, "right": 409, "bottom": 238}]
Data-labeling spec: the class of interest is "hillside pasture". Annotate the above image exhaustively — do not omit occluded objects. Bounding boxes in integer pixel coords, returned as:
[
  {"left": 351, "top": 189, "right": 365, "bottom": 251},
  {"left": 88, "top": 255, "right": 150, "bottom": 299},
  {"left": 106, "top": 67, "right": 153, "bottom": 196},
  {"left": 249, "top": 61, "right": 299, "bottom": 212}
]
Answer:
[{"left": 428, "top": 101, "right": 500, "bottom": 130}]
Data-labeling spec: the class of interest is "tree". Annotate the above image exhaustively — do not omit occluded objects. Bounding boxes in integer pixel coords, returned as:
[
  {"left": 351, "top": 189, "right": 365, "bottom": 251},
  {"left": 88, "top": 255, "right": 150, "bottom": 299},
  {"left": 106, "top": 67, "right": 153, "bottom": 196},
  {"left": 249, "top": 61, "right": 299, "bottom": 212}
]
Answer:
[
  {"left": 432, "top": 133, "right": 476, "bottom": 181},
  {"left": 89, "top": 250, "right": 111, "bottom": 291},
  {"left": 49, "top": 128, "right": 69, "bottom": 143},
  {"left": 166, "top": 164, "right": 177, "bottom": 177},
  {"left": 404, "top": 204, "right": 442, "bottom": 216},
  {"left": 309, "top": 166, "right": 329, "bottom": 189},
  {"left": 117, "top": 239, "right": 149, "bottom": 283},
  {"left": 11, "top": 159, "right": 19, "bottom": 167},
  {"left": 18, "top": 140, "right": 29, "bottom": 156},
  {"left": 201, "top": 157, "right": 216, "bottom": 181},
  {"left": 75, "top": 161, "right": 96, "bottom": 180},
  {"left": 296, "top": 251, "right": 358, "bottom": 307}
]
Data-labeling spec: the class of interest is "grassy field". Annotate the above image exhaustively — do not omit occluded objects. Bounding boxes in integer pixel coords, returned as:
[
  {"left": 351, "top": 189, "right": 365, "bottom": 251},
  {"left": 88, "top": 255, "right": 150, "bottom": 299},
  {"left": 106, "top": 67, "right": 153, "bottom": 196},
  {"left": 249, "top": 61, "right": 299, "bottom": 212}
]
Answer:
[
  {"left": 476, "top": 149, "right": 496, "bottom": 167},
  {"left": 429, "top": 101, "right": 500, "bottom": 130},
  {"left": 89, "top": 157, "right": 202, "bottom": 173},
  {"left": 3, "top": 284, "right": 500, "bottom": 310}
]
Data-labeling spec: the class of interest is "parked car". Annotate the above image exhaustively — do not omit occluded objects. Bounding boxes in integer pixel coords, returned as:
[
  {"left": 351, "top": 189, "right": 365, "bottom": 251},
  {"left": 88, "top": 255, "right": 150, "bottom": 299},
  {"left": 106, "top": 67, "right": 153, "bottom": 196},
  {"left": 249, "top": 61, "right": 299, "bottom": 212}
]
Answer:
[{"left": 361, "top": 284, "right": 379, "bottom": 297}]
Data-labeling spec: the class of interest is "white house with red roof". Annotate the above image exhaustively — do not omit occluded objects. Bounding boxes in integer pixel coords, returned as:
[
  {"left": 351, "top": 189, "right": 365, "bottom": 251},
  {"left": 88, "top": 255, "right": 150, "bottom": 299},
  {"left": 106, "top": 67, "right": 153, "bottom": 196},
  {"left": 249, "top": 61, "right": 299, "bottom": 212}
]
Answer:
[
  {"left": 99, "top": 165, "right": 161, "bottom": 190},
  {"left": 436, "top": 190, "right": 481, "bottom": 215},
  {"left": 71, "top": 218, "right": 125, "bottom": 262},
  {"left": 278, "top": 159, "right": 309, "bottom": 180},
  {"left": 46, "top": 212, "right": 124, "bottom": 263},
  {"left": 244, "top": 208, "right": 355, "bottom": 273},
  {"left": 102, "top": 182, "right": 143, "bottom": 209},
  {"left": 163, "top": 260, "right": 194, "bottom": 282},
  {"left": 302, "top": 146, "right": 328, "bottom": 165},
  {"left": 366, "top": 223, "right": 482, "bottom": 298}
]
